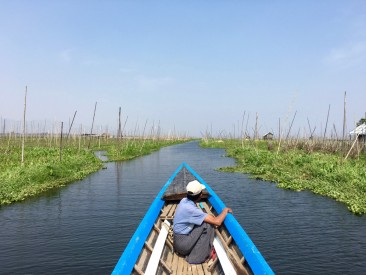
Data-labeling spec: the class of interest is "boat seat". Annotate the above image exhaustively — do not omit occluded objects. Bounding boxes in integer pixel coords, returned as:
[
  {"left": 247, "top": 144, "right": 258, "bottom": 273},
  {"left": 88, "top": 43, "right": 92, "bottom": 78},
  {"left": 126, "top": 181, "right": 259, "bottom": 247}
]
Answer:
[
  {"left": 213, "top": 236, "right": 237, "bottom": 275},
  {"left": 144, "top": 220, "right": 171, "bottom": 275}
]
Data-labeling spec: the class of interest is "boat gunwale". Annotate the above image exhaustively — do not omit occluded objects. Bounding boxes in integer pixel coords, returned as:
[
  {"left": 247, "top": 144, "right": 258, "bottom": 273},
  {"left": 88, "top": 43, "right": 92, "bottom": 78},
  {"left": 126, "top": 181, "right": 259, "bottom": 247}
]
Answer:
[
  {"left": 187, "top": 163, "right": 274, "bottom": 275},
  {"left": 112, "top": 162, "right": 185, "bottom": 275}
]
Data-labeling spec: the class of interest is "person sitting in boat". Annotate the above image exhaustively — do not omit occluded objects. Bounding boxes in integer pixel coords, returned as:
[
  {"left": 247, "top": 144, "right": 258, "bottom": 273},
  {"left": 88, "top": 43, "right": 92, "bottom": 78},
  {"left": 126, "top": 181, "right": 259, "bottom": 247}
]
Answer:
[{"left": 173, "top": 180, "right": 233, "bottom": 264}]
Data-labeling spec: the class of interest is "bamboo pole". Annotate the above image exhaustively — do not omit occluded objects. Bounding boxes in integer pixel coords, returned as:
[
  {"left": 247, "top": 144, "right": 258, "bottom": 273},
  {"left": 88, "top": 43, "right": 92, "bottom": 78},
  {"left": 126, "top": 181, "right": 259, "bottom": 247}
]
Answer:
[
  {"left": 67, "top": 110, "right": 77, "bottom": 140},
  {"left": 98, "top": 125, "right": 101, "bottom": 148},
  {"left": 88, "top": 102, "right": 97, "bottom": 149},
  {"left": 295, "top": 128, "right": 301, "bottom": 146},
  {"left": 241, "top": 111, "right": 246, "bottom": 148},
  {"left": 118, "top": 107, "right": 122, "bottom": 139},
  {"left": 323, "top": 104, "right": 330, "bottom": 141},
  {"left": 60, "top": 122, "right": 63, "bottom": 161},
  {"left": 342, "top": 91, "right": 347, "bottom": 141},
  {"left": 276, "top": 117, "right": 283, "bottom": 156},
  {"left": 341, "top": 92, "right": 347, "bottom": 162},
  {"left": 245, "top": 113, "right": 250, "bottom": 140},
  {"left": 21, "top": 86, "right": 27, "bottom": 165},
  {"left": 285, "top": 111, "right": 297, "bottom": 140},
  {"left": 333, "top": 124, "right": 339, "bottom": 140},
  {"left": 139, "top": 119, "right": 148, "bottom": 152},
  {"left": 122, "top": 115, "right": 128, "bottom": 139},
  {"left": 254, "top": 112, "right": 258, "bottom": 140},
  {"left": 307, "top": 117, "right": 312, "bottom": 139},
  {"left": 7, "top": 124, "right": 11, "bottom": 149},
  {"left": 78, "top": 124, "right": 82, "bottom": 152},
  {"left": 344, "top": 132, "right": 359, "bottom": 161}
]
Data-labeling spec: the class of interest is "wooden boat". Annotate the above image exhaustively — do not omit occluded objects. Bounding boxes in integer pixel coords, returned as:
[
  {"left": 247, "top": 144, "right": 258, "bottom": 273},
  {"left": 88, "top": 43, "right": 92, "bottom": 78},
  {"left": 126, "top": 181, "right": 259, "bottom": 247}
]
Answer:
[{"left": 112, "top": 163, "right": 274, "bottom": 275}]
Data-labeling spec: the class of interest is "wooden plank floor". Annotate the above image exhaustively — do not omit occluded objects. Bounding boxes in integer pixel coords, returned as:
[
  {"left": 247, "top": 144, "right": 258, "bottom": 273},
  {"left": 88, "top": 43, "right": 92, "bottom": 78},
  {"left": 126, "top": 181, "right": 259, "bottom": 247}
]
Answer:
[
  {"left": 165, "top": 252, "right": 213, "bottom": 275},
  {"left": 134, "top": 202, "right": 223, "bottom": 275},
  {"left": 159, "top": 203, "right": 219, "bottom": 275}
]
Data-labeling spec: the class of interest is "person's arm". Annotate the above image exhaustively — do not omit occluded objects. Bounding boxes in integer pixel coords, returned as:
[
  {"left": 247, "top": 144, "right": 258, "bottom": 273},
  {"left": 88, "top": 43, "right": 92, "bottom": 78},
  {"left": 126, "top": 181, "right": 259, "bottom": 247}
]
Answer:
[{"left": 203, "top": 207, "right": 233, "bottom": 227}]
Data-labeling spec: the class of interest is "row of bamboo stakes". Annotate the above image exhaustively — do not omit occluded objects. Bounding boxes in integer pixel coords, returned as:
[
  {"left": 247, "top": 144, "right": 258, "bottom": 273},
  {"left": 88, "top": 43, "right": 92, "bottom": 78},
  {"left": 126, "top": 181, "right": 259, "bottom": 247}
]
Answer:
[{"left": 1, "top": 87, "right": 364, "bottom": 164}]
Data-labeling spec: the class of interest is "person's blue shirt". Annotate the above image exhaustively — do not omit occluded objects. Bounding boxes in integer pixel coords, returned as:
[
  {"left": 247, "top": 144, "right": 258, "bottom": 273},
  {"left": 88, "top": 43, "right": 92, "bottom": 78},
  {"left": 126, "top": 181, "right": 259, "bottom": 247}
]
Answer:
[{"left": 173, "top": 198, "right": 208, "bottom": 234}]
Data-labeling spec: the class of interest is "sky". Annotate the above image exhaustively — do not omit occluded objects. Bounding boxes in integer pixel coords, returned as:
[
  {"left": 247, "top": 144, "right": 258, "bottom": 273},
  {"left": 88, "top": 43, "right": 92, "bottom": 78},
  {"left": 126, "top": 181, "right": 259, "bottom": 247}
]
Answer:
[{"left": 1, "top": 0, "right": 365, "bottom": 138}]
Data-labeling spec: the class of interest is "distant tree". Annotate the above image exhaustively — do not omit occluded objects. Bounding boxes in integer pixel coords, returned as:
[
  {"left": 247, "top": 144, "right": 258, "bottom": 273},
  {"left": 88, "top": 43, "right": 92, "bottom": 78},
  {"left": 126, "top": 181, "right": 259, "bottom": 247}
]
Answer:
[{"left": 356, "top": 118, "right": 366, "bottom": 126}]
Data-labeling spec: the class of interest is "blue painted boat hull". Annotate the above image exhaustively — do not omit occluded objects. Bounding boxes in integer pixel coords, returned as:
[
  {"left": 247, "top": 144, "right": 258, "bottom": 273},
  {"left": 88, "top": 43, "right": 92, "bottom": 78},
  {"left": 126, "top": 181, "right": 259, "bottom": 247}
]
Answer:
[{"left": 112, "top": 162, "right": 274, "bottom": 275}]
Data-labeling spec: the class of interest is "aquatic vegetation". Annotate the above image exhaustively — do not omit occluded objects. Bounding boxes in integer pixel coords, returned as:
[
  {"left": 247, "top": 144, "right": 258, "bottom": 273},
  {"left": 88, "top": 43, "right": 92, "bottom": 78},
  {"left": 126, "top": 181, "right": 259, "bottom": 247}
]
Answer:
[
  {"left": 201, "top": 139, "right": 366, "bottom": 215},
  {"left": 0, "top": 145, "right": 102, "bottom": 205},
  {"left": 0, "top": 137, "right": 189, "bottom": 205}
]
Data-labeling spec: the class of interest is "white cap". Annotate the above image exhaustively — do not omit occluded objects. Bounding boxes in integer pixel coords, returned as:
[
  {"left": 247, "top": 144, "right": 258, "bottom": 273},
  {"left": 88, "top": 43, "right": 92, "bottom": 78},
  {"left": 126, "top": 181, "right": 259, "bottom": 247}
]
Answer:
[{"left": 186, "top": 180, "right": 206, "bottom": 195}]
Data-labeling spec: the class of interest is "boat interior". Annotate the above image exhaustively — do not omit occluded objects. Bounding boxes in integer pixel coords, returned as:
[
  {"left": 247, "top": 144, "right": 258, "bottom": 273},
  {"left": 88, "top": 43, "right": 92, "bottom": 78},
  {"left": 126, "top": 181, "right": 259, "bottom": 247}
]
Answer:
[{"left": 132, "top": 199, "right": 252, "bottom": 275}]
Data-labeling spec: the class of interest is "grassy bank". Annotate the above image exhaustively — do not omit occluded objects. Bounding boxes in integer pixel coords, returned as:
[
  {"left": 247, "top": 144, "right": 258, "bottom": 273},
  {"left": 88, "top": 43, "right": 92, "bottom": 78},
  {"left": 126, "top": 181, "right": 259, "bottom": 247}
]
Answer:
[
  {"left": 0, "top": 145, "right": 102, "bottom": 205},
  {"left": 0, "top": 137, "right": 189, "bottom": 205},
  {"left": 201, "top": 139, "right": 366, "bottom": 215}
]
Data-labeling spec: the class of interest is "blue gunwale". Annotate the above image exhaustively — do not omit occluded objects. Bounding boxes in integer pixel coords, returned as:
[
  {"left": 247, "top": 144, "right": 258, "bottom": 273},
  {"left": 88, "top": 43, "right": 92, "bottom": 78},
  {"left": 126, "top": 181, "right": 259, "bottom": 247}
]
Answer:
[
  {"left": 112, "top": 162, "right": 274, "bottom": 275},
  {"left": 186, "top": 163, "right": 274, "bottom": 275},
  {"left": 112, "top": 162, "right": 185, "bottom": 275}
]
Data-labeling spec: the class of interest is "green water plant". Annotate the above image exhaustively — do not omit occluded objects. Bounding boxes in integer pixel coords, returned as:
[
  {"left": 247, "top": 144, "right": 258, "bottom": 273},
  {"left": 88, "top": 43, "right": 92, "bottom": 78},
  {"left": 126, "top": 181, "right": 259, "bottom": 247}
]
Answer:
[
  {"left": 0, "top": 137, "right": 190, "bottom": 205},
  {"left": 0, "top": 145, "right": 102, "bottom": 205},
  {"left": 201, "top": 139, "right": 366, "bottom": 215}
]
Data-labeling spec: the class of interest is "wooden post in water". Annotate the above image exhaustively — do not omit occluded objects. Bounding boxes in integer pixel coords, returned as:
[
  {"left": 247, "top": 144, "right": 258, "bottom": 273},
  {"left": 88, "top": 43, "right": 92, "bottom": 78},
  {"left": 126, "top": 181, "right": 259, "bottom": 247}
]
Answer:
[{"left": 21, "top": 86, "right": 27, "bottom": 165}]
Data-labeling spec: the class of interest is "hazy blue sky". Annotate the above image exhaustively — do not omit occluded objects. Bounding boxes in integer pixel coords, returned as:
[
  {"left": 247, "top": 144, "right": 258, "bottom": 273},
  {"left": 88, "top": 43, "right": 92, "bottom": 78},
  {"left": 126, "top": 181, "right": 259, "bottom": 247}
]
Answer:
[{"left": 1, "top": 1, "right": 365, "bottom": 137}]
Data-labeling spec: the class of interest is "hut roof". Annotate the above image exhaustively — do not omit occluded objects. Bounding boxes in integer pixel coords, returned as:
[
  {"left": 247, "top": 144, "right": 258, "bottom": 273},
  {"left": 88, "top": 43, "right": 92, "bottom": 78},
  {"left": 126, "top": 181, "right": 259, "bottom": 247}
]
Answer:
[{"left": 350, "top": 123, "right": 366, "bottom": 135}]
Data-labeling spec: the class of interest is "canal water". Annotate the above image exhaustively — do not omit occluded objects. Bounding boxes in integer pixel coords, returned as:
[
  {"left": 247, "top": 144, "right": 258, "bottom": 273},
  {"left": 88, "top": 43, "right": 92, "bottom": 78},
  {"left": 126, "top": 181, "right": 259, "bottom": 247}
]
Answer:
[{"left": 1, "top": 141, "right": 365, "bottom": 274}]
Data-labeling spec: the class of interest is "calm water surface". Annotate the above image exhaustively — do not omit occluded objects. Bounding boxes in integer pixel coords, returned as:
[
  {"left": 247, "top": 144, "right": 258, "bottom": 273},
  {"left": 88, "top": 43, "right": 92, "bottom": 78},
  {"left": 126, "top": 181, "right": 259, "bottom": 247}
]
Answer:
[{"left": 1, "top": 141, "right": 366, "bottom": 274}]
